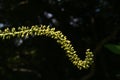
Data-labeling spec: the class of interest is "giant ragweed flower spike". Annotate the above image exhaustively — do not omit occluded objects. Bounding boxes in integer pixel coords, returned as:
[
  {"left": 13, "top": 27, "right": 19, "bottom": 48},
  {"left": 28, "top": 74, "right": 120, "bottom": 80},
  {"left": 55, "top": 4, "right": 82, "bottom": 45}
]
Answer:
[{"left": 0, "top": 25, "right": 94, "bottom": 70}]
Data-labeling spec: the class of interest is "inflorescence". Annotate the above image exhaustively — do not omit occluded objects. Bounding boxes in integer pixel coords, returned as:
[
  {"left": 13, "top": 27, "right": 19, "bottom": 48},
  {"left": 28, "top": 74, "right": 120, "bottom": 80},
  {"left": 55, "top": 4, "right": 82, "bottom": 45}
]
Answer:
[{"left": 0, "top": 25, "right": 94, "bottom": 70}]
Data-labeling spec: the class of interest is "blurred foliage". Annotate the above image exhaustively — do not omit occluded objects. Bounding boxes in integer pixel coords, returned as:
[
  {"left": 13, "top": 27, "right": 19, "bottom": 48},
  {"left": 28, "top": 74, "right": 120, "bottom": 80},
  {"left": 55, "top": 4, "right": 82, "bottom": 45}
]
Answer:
[
  {"left": 104, "top": 44, "right": 120, "bottom": 55},
  {"left": 0, "top": 0, "right": 120, "bottom": 80}
]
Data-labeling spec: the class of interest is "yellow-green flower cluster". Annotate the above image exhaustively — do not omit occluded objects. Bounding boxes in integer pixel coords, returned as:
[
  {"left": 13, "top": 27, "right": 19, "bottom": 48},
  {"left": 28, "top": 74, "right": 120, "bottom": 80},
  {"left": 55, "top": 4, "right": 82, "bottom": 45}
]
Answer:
[{"left": 0, "top": 25, "right": 94, "bottom": 70}]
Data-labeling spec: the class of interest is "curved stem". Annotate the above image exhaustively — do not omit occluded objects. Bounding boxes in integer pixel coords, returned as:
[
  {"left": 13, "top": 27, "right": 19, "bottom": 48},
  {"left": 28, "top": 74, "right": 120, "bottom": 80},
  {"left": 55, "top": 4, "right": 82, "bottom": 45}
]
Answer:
[{"left": 0, "top": 25, "right": 94, "bottom": 70}]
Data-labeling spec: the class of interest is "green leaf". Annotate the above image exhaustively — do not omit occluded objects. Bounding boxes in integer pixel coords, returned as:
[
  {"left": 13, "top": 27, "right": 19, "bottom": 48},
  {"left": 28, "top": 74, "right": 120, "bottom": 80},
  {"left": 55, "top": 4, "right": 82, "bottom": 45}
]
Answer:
[{"left": 104, "top": 44, "right": 120, "bottom": 55}]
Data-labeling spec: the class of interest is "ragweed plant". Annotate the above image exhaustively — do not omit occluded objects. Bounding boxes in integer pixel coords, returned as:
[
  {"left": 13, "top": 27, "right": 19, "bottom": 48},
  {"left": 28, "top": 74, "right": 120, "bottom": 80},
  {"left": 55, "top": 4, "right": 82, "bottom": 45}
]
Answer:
[{"left": 0, "top": 25, "right": 94, "bottom": 70}]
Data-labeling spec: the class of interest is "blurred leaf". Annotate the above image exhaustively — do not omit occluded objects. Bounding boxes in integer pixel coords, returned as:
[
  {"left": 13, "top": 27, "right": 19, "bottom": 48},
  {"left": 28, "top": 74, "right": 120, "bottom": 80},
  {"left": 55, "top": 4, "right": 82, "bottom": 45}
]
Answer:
[{"left": 104, "top": 44, "right": 120, "bottom": 55}]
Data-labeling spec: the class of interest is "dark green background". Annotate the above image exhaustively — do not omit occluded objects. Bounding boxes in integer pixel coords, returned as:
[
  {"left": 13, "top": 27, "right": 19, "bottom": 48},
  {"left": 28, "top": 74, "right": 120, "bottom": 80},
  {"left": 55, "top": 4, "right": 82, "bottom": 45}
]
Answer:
[{"left": 0, "top": 0, "right": 120, "bottom": 80}]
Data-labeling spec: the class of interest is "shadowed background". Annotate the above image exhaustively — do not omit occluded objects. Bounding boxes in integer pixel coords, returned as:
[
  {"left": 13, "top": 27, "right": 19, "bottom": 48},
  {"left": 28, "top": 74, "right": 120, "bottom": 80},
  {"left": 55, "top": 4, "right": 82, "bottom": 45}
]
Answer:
[{"left": 0, "top": 0, "right": 120, "bottom": 80}]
